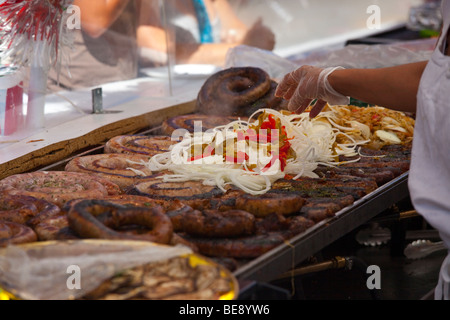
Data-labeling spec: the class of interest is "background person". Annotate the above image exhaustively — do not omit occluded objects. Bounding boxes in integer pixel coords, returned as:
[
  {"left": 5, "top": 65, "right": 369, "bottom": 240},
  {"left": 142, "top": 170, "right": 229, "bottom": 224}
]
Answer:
[
  {"left": 137, "top": 0, "right": 276, "bottom": 67},
  {"left": 48, "top": 0, "right": 276, "bottom": 91},
  {"left": 48, "top": 0, "right": 140, "bottom": 91}
]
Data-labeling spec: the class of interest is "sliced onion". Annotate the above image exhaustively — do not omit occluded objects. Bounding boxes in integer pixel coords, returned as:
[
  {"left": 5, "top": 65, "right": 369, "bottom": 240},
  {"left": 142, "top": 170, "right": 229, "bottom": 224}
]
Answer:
[
  {"left": 145, "top": 108, "right": 367, "bottom": 194},
  {"left": 375, "top": 130, "right": 401, "bottom": 144}
]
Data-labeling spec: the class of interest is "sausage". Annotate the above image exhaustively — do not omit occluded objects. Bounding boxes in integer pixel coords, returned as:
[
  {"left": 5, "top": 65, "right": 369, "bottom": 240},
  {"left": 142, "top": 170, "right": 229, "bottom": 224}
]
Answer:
[
  {"left": 33, "top": 215, "right": 80, "bottom": 241},
  {"left": 238, "top": 80, "right": 288, "bottom": 116},
  {"left": 104, "top": 135, "right": 178, "bottom": 156},
  {"left": 0, "top": 194, "right": 39, "bottom": 224},
  {"left": 0, "top": 194, "right": 61, "bottom": 226},
  {"left": 179, "top": 232, "right": 287, "bottom": 259},
  {"left": 67, "top": 199, "right": 173, "bottom": 244},
  {"left": 235, "top": 192, "right": 306, "bottom": 217},
  {"left": 63, "top": 195, "right": 194, "bottom": 246},
  {"left": 197, "top": 67, "right": 272, "bottom": 116},
  {"left": 175, "top": 209, "right": 255, "bottom": 238},
  {"left": 127, "top": 180, "right": 224, "bottom": 210},
  {"left": 0, "top": 221, "right": 38, "bottom": 247},
  {"left": 0, "top": 171, "right": 121, "bottom": 207},
  {"left": 65, "top": 153, "right": 163, "bottom": 191},
  {"left": 160, "top": 114, "right": 246, "bottom": 136},
  {"left": 177, "top": 214, "right": 315, "bottom": 259},
  {"left": 100, "top": 195, "right": 195, "bottom": 216},
  {"left": 23, "top": 196, "right": 61, "bottom": 227}
]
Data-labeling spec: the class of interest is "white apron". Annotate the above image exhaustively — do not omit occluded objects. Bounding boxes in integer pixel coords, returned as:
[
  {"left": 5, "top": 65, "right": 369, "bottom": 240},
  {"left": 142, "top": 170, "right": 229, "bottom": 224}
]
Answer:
[{"left": 409, "top": 0, "right": 450, "bottom": 300}]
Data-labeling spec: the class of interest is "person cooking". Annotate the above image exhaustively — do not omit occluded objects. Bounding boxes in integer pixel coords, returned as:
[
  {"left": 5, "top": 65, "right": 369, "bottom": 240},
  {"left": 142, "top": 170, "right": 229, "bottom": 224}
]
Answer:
[{"left": 275, "top": 0, "right": 450, "bottom": 300}]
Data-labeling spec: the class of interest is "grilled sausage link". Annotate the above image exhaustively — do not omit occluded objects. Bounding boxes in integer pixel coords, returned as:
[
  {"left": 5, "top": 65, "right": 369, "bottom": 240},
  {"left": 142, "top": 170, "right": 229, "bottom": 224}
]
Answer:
[
  {"left": 67, "top": 199, "right": 173, "bottom": 244},
  {"left": 235, "top": 192, "right": 306, "bottom": 217},
  {"left": 65, "top": 153, "right": 162, "bottom": 191},
  {"left": 0, "top": 195, "right": 39, "bottom": 224},
  {"left": 33, "top": 215, "right": 79, "bottom": 241},
  {"left": 0, "top": 171, "right": 121, "bottom": 207},
  {"left": 127, "top": 180, "right": 224, "bottom": 210},
  {"left": 160, "top": 114, "right": 245, "bottom": 136},
  {"left": 0, "top": 221, "right": 38, "bottom": 247},
  {"left": 174, "top": 209, "right": 255, "bottom": 238},
  {"left": 104, "top": 135, "right": 178, "bottom": 156},
  {"left": 197, "top": 67, "right": 272, "bottom": 116}
]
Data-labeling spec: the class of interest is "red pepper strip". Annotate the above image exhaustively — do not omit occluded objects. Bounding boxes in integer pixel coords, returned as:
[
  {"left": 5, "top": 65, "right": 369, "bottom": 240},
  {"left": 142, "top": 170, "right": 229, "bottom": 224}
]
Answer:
[
  {"left": 279, "top": 142, "right": 291, "bottom": 154},
  {"left": 189, "top": 154, "right": 205, "bottom": 162},
  {"left": 225, "top": 155, "right": 234, "bottom": 163},
  {"left": 234, "top": 151, "right": 249, "bottom": 163},
  {"left": 262, "top": 155, "right": 286, "bottom": 172},
  {"left": 260, "top": 114, "right": 277, "bottom": 130},
  {"left": 242, "top": 129, "right": 258, "bottom": 142},
  {"left": 203, "top": 145, "right": 215, "bottom": 156},
  {"left": 257, "top": 133, "right": 269, "bottom": 143},
  {"left": 259, "top": 115, "right": 292, "bottom": 172},
  {"left": 189, "top": 151, "right": 215, "bottom": 162},
  {"left": 225, "top": 152, "right": 249, "bottom": 163}
]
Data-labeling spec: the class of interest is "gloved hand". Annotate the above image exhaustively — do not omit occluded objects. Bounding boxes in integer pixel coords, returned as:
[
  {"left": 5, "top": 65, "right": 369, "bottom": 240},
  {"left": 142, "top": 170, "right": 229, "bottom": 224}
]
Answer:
[{"left": 275, "top": 65, "right": 350, "bottom": 118}]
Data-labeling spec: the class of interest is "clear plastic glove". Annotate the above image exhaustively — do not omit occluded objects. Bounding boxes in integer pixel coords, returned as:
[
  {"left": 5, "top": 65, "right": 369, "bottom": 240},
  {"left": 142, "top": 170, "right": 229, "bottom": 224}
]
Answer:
[{"left": 275, "top": 65, "right": 350, "bottom": 118}]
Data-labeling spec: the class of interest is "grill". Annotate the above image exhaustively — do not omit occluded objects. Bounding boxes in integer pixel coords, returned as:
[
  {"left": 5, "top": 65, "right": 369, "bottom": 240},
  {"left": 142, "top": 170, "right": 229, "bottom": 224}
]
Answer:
[
  {"left": 4, "top": 109, "right": 412, "bottom": 298},
  {"left": 34, "top": 123, "right": 411, "bottom": 286}
]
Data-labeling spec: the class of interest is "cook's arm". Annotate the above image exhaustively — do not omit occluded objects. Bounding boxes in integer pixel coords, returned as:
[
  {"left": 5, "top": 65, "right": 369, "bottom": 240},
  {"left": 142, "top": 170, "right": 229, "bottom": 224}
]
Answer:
[{"left": 329, "top": 61, "right": 428, "bottom": 113}]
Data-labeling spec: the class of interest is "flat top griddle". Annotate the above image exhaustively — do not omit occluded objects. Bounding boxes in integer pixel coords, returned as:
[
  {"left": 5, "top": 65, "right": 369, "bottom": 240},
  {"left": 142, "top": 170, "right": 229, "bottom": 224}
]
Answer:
[{"left": 36, "top": 125, "right": 412, "bottom": 289}]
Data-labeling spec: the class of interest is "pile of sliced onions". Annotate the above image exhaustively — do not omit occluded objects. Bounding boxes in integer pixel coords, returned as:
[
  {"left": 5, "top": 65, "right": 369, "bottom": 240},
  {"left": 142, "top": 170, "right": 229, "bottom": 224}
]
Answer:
[{"left": 141, "top": 108, "right": 368, "bottom": 195}]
